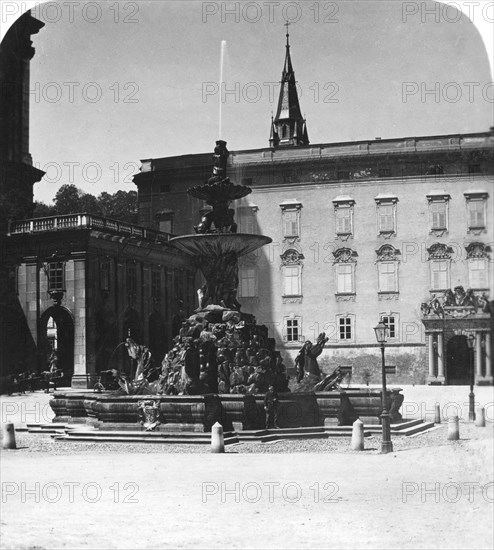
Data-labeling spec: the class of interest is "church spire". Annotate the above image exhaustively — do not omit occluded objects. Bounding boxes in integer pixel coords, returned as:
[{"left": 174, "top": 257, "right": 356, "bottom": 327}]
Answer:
[{"left": 269, "top": 23, "right": 309, "bottom": 148}]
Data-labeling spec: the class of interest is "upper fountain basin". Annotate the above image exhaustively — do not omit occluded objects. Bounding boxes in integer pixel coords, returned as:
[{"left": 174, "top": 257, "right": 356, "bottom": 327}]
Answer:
[
  {"left": 188, "top": 178, "right": 251, "bottom": 204},
  {"left": 169, "top": 233, "right": 272, "bottom": 257}
]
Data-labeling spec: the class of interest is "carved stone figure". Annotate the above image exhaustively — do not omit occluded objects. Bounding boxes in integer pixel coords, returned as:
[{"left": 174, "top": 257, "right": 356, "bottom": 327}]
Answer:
[
  {"left": 314, "top": 366, "right": 345, "bottom": 392},
  {"left": 295, "top": 333, "right": 328, "bottom": 381},
  {"left": 137, "top": 400, "right": 161, "bottom": 431}
]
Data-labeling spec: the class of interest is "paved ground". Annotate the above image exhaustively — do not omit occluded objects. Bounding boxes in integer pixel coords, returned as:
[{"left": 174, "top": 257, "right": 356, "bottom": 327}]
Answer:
[{"left": 1, "top": 390, "right": 493, "bottom": 549}]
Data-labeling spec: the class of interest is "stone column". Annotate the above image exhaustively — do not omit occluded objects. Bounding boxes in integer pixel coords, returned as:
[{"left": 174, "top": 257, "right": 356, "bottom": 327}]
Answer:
[
  {"left": 427, "top": 334, "right": 436, "bottom": 383},
  {"left": 475, "top": 332, "right": 483, "bottom": 382},
  {"left": 71, "top": 258, "right": 89, "bottom": 389},
  {"left": 485, "top": 332, "right": 492, "bottom": 384},
  {"left": 437, "top": 333, "right": 445, "bottom": 383}
]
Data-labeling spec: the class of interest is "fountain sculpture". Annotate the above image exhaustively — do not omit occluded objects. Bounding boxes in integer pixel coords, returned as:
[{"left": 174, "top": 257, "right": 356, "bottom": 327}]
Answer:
[
  {"left": 166, "top": 140, "right": 290, "bottom": 395},
  {"left": 49, "top": 141, "right": 404, "bottom": 431}
]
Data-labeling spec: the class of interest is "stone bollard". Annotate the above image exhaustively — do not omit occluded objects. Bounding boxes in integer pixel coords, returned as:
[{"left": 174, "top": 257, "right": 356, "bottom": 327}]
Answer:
[
  {"left": 211, "top": 421, "right": 225, "bottom": 453},
  {"left": 475, "top": 407, "right": 486, "bottom": 428},
  {"left": 434, "top": 403, "right": 441, "bottom": 424},
  {"left": 2, "top": 423, "right": 17, "bottom": 449},
  {"left": 351, "top": 418, "right": 364, "bottom": 451},
  {"left": 447, "top": 416, "right": 459, "bottom": 441}
]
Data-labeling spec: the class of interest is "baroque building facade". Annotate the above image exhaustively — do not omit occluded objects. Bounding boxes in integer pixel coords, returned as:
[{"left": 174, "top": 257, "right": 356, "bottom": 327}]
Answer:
[
  {"left": 1, "top": 21, "right": 492, "bottom": 388},
  {"left": 133, "top": 33, "right": 493, "bottom": 386}
]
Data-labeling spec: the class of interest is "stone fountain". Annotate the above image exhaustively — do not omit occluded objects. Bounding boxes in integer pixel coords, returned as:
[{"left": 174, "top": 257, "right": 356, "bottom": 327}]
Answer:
[
  {"left": 165, "top": 140, "right": 289, "bottom": 396},
  {"left": 50, "top": 141, "right": 404, "bottom": 432}
]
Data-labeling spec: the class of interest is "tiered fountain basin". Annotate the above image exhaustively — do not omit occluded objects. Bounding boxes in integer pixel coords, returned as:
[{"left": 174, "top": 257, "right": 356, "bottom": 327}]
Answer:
[
  {"left": 49, "top": 388, "right": 403, "bottom": 432},
  {"left": 169, "top": 233, "right": 272, "bottom": 257}
]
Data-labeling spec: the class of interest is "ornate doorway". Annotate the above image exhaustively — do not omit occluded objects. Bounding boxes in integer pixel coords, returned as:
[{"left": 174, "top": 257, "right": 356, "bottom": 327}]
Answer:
[{"left": 446, "top": 335, "right": 471, "bottom": 385}]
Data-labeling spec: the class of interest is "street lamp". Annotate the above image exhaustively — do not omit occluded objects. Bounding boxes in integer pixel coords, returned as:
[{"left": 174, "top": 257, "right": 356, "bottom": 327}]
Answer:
[
  {"left": 466, "top": 333, "right": 475, "bottom": 422},
  {"left": 374, "top": 321, "right": 393, "bottom": 454}
]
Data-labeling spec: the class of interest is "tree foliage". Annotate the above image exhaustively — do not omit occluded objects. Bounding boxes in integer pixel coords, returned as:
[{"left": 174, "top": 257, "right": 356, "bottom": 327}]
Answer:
[{"left": 33, "top": 185, "right": 138, "bottom": 224}]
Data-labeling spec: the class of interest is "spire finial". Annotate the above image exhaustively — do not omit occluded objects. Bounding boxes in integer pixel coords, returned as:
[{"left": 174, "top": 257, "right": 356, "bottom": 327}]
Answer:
[{"left": 284, "top": 21, "right": 290, "bottom": 47}]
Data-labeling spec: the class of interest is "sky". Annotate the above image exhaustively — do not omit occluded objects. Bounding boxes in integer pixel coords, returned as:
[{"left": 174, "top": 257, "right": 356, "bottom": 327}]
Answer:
[{"left": 4, "top": 0, "right": 493, "bottom": 203}]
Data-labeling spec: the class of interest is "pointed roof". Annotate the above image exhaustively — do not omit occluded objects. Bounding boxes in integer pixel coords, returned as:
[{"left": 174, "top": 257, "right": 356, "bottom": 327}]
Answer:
[{"left": 269, "top": 24, "right": 309, "bottom": 148}]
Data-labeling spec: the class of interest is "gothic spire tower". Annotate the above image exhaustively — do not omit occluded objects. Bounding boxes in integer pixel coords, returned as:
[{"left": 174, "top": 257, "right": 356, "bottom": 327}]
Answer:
[{"left": 269, "top": 23, "right": 309, "bottom": 148}]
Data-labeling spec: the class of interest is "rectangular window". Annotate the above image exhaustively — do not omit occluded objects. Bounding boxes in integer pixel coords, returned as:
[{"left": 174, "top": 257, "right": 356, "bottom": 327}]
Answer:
[
  {"left": 47, "top": 262, "right": 65, "bottom": 292},
  {"left": 283, "top": 211, "right": 299, "bottom": 238},
  {"left": 283, "top": 265, "right": 301, "bottom": 296},
  {"left": 126, "top": 263, "right": 137, "bottom": 295},
  {"left": 381, "top": 316, "right": 396, "bottom": 339},
  {"left": 239, "top": 266, "right": 257, "bottom": 297},
  {"left": 338, "top": 317, "right": 352, "bottom": 341},
  {"left": 430, "top": 202, "right": 447, "bottom": 230},
  {"left": 378, "top": 262, "right": 398, "bottom": 293},
  {"left": 467, "top": 200, "right": 485, "bottom": 229},
  {"left": 335, "top": 208, "right": 352, "bottom": 235},
  {"left": 469, "top": 259, "right": 488, "bottom": 288},
  {"left": 100, "top": 260, "right": 110, "bottom": 291},
  {"left": 151, "top": 268, "right": 162, "bottom": 300},
  {"left": 378, "top": 204, "right": 394, "bottom": 232},
  {"left": 431, "top": 260, "right": 449, "bottom": 290},
  {"left": 336, "top": 264, "right": 354, "bottom": 294},
  {"left": 238, "top": 209, "right": 256, "bottom": 234},
  {"left": 159, "top": 219, "right": 173, "bottom": 233},
  {"left": 286, "top": 318, "right": 300, "bottom": 342}
]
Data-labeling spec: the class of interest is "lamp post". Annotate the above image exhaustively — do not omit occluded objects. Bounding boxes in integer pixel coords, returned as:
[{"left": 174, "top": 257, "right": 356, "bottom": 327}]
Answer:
[
  {"left": 374, "top": 321, "right": 393, "bottom": 454},
  {"left": 467, "top": 333, "right": 475, "bottom": 422}
]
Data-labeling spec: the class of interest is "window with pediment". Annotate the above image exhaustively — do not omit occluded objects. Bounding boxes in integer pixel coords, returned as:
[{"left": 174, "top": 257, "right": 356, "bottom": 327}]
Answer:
[
  {"left": 466, "top": 242, "right": 490, "bottom": 289},
  {"left": 281, "top": 249, "right": 303, "bottom": 299},
  {"left": 427, "top": 191, "right": 450, "bottom": 235},
  {"left": 464, "top": 191, "right": 488, "bottom": 235},
  {"left": 280, "top": 200, "right": 302, "bottom": 240},
  {"left": 333, "top": 248, "right": 357, "bottom": 296},
  {"left": 376, "top": 245, "right": 400, "bottom": 295},
  {"left": 375, "top": 195, "right": 398, "bottom": 237},
  {"left": 333, "top": 197, "right": 355, "bottom": 239},
  {"left": 427, "top": 243, "right": 453, "bottom": 291}
]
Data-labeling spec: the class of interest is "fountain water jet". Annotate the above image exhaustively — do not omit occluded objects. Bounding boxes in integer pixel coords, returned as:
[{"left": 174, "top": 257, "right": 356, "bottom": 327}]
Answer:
[{"left": 218, "top": 40, "right": 226, "bottom": 140}]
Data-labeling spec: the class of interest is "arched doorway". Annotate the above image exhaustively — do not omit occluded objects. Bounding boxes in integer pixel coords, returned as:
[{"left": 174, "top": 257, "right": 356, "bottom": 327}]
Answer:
[
  {"left": 446, "top": 335, "right": 471, "bottom": 385},
  {"left": 39, "top": 306, "right": 74, "bottom": 386}
]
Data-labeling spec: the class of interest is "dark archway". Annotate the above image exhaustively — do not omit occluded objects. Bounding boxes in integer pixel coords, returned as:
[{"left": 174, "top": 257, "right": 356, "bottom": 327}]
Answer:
[
  {"left": 446, "top": 335, "right": 471, "bottom": 385},
  {"left": 39, "top": 306, "right": 74, "bottom": 385}
]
